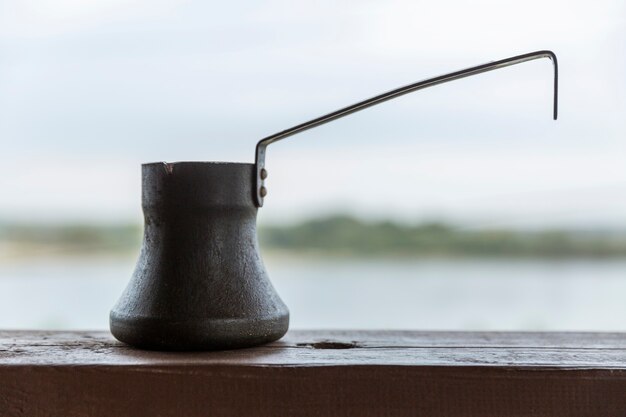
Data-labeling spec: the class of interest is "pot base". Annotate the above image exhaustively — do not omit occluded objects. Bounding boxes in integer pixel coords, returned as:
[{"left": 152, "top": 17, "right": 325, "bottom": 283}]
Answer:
[{"left": 110, "top": 311, "right": 289, "bottom": 351}]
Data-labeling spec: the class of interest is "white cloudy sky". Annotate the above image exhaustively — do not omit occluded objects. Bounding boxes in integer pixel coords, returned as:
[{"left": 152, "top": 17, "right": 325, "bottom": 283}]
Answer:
[{"left": 0, "top": 0, "right": 624, "bottom": 227}]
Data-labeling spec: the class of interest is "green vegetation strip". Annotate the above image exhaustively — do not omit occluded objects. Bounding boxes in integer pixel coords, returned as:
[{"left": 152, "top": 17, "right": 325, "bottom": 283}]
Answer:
[{"left": 1, "top": 215, "right": 626, "bottom": 259}]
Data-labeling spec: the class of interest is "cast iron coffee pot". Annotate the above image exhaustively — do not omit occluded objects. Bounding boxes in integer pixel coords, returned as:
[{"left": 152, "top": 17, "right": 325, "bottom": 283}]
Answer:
[{"left": 110, "top": 50, "right": 558, "bottom": 350}]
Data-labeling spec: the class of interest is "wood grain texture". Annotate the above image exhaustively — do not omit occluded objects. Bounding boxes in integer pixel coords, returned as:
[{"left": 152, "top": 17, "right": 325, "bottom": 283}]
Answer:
[{"left": 1, "top": 330, "right": 626, "bottom": 416}]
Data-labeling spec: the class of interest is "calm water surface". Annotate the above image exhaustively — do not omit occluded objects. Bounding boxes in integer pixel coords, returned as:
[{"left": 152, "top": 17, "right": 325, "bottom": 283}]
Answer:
[{"left": 1, "top": 256, "right": 625, "bottom": 331}]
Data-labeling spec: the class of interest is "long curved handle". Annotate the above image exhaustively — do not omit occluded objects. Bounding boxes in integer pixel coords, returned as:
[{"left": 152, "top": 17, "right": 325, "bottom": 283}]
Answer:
[{"left": 255, "top": 50, "right": 558, "bottom": 207}]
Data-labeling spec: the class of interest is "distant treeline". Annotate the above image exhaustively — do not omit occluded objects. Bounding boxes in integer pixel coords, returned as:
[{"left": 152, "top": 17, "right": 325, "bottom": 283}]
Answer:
[
  {"left": 2, "top": 215, "right": 626, "bottom": 258},
  {"left": 260, "top": 215, "right": 626, "bottom": 258},
  {"left": 0, "top": 223, "right": 141, "bottom": 257}
]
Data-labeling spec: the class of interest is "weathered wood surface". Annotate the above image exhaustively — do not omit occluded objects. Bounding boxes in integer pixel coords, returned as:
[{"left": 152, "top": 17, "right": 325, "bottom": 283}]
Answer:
[{"left": 1, "top": 330, "right": 626, "bottom": 416}]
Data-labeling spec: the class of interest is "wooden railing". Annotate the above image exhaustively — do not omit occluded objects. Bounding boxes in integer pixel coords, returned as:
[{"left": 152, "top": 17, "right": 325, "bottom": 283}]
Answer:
[{"left": 1, "top": 330, "right": 625, "bottom": 416}]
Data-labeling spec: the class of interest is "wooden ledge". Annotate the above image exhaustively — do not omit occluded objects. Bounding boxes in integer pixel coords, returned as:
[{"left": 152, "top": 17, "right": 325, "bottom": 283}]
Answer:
[{"left": 2, "top": 330, "right": 626, "bottom": 416}]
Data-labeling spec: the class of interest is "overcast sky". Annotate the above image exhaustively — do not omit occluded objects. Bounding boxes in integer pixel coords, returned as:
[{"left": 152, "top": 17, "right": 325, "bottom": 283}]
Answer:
[{"left": 0, "top": 0, "right": 625, "bottom": 227}]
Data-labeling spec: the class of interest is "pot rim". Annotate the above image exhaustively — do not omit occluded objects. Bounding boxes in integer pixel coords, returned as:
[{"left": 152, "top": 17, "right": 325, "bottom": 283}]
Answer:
[{"left": 143, "top": 161, "right": 255, "bottom": 168}]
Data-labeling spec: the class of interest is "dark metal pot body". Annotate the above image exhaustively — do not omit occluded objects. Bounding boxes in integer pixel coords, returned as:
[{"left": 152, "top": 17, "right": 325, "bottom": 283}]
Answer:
[{"left": 110, "top": 162, "right": 289, "bottom": 350}]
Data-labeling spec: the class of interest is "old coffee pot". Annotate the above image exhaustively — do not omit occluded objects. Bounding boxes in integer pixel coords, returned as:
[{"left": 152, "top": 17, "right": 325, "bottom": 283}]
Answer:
[{"left": 110, "top": 50, "right": 558, "bottom": 350}]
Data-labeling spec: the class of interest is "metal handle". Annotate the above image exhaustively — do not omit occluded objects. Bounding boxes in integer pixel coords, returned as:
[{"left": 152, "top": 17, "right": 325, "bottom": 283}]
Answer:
[{"left": 255, "top": 50, "right": 558, "bottom": 207}]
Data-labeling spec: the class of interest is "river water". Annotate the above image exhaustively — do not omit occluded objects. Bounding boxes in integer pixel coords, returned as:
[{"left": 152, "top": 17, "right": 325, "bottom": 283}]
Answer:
[{"left": 1, "top": 256, "right": 625, "bottom": 331}]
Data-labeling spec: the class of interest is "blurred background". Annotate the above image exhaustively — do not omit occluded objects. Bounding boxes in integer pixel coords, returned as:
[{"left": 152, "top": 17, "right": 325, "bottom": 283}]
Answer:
[{"left": 1, "top": 0, "right": 625, "bottom": 331}]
